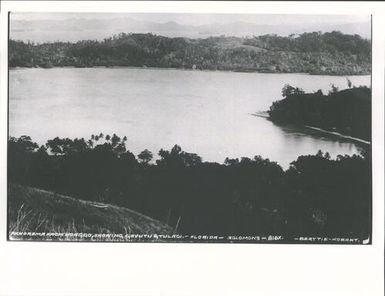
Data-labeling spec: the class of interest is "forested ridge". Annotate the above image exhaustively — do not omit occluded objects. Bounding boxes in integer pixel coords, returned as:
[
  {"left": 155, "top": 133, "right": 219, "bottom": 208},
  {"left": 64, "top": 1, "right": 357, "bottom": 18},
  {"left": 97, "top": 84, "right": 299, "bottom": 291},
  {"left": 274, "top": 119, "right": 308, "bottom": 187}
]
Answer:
[
  {"left": 9, "top": 31, "right": 371, "bottom": 75},
  {"left": 8, "top": 134, "right": 371, "bottom": 240},
  {"left": 268, "top": 85, "right": 371, "bottom": 141}
]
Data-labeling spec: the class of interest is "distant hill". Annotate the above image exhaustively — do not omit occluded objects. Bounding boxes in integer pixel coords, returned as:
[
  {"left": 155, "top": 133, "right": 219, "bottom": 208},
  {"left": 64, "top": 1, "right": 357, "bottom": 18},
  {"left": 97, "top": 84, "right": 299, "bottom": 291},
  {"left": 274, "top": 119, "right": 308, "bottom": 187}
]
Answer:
[
  {"left": 9, "top": 31, "right": 371, "bottom": 75},
  {"left": 8, "top": 183, "right": 174, "bottom": 241},
  {"left": 10, "top": 17, "right": 371, "bottom": 42}
]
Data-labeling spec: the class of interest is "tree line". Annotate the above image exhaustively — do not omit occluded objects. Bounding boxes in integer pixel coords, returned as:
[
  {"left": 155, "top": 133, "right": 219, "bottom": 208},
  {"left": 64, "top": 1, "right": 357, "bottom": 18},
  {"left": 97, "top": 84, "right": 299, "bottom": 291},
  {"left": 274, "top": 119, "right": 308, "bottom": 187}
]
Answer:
[
  {"left": 9, "top": 31, "right": 371, "bottom": 75},
  {"left": 268, "top": 85, "right": 371, "bottom": 141},
  {"left": 8, "top": 134, "right": 371, "bottom": 239}
]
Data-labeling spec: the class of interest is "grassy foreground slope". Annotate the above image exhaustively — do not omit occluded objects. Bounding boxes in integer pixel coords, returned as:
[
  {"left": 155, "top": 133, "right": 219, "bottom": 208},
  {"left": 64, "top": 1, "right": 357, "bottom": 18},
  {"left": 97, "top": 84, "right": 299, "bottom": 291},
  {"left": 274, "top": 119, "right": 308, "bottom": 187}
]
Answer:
[{"left": 8, "top": 183, "right": 173, "bottom": 241}]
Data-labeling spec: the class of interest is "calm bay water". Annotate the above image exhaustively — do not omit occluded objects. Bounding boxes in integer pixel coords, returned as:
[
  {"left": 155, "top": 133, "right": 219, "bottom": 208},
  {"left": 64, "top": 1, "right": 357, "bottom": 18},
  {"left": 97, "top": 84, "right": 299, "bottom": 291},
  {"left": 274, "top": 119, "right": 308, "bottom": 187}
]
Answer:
[{"left": 9, "top": 67, "right": 370, "bottom": 168}]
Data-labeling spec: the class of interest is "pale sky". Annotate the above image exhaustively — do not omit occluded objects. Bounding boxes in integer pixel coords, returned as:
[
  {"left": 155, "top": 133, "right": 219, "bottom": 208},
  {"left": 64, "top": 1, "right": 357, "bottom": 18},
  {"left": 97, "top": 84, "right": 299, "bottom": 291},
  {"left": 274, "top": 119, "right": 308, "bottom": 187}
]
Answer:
[
  {"left": 11, "top": 12, "right": 370, "bottom": 27},
  {"left": 10, "top": 12, "right": 371, "bottom": 42}
]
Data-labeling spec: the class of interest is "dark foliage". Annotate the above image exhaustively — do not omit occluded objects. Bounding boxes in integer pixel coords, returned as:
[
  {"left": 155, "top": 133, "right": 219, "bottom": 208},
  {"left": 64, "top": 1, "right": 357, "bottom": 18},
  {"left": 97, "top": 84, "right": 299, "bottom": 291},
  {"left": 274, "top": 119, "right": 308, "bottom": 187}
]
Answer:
[
  {"left": 9, "top": 31, "right": 371, "bottom": 75},
  {"left": 8, "top": 135, "right": 371, "bottom": 240},
  {"left": 268, "top": 86, "right": 371, "bottom": 141}
]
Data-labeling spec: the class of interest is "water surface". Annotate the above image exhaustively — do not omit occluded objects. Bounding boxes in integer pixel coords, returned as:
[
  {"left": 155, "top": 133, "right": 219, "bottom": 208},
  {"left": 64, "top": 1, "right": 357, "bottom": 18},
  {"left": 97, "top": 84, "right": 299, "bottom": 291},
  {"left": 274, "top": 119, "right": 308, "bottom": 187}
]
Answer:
[{"left": 9, "top": 67, "right": 370, "bottom": 168}]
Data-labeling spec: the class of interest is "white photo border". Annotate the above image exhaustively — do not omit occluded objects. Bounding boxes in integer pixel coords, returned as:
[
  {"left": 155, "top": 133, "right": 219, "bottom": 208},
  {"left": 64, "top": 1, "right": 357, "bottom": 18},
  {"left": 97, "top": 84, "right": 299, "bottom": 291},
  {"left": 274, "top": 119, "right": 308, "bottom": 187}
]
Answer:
[{"left": 0, "top": 1, "right": 383, "bottom": 296}]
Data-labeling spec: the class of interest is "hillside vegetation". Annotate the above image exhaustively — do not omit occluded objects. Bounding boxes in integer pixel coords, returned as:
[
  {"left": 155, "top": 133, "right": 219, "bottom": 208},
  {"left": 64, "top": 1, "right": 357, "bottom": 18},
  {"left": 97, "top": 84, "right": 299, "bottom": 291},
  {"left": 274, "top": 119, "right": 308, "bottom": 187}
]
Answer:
[
  {"left": 8, "top": 183, "right": 173, "bottom": 241},
  {"left": 8, "top": 134, "right": 371, "bottom": 241},
  {"left": 268, "top": 85, "right": 371, "bottom": 141},
  {"left": 9, "top": 31, "right": 371, "bottom": 75}
]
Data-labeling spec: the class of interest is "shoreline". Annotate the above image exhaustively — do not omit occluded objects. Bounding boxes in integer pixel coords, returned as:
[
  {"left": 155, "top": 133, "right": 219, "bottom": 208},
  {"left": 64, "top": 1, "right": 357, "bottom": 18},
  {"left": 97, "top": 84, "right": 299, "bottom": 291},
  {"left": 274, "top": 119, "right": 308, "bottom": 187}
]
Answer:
[
  {"left": 304, "top": 126, "right": 370, "bottom": 145},
  {"left": 253, "top": 112, "right": 370, "bottom": 146},
  {"left": 8, "top": 66, "right": 371, "bottom": 77}
]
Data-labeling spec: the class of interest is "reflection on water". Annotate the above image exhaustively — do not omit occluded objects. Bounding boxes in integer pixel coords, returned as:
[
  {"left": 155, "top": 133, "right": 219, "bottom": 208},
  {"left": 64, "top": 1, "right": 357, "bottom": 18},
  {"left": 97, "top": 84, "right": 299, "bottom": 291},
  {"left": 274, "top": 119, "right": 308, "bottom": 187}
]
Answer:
[
  {"left": 281, "top": 125, "right": 362, "bottom": 155},
  {"left": 249, "top": 117, "right": 363, "bottom": 167},
  {"left": 9, "top": 67, "right": 370, "bottom": 168}
]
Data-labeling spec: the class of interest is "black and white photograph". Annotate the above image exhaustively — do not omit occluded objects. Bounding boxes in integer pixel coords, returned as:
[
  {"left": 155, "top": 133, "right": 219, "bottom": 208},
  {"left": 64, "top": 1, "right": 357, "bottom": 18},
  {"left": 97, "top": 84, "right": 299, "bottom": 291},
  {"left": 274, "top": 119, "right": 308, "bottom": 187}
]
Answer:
[
  {"left": 7, "top": 12, "right": 373, "bottom": 244},
  {"left": 1, "top": 1, "right": 385, "bottom": 296}
]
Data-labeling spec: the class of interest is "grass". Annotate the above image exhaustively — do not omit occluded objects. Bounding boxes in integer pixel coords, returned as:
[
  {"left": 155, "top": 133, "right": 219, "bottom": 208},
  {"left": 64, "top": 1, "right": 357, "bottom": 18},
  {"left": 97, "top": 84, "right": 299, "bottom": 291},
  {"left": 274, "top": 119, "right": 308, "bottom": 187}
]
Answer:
[{"left": 8, "top": 183, "right": 173, "bottom": 241}]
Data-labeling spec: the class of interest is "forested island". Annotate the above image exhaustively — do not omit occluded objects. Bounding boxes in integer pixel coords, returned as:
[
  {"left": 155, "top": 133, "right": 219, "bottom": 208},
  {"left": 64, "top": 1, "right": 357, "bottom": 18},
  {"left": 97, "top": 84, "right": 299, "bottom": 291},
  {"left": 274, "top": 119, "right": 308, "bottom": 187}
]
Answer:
[
  {"left": 8, "top": 134, "right": 371, "bottom": 241},
  {"left": 268, "top": 85, "right": 371, "bottom": 141},
  {"left": 9, "top": 31, "right": 371, "bottom": 75}
]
